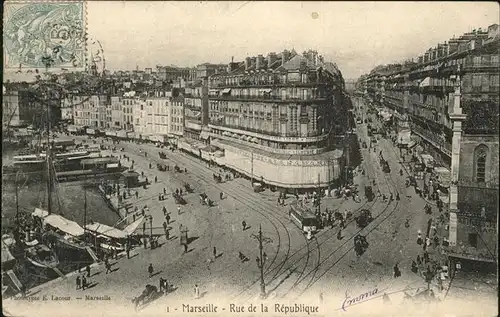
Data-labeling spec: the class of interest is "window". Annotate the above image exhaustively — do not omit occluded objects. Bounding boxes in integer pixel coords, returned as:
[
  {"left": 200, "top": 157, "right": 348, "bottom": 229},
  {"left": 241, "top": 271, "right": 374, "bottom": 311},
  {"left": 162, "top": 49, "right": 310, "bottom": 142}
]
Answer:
[
  {"left": 472, "top": 75, "right": 482, "bottom": 87},
  {"left": 490, "top": 74, "right": 499, "bottom": 87},
  {"left": 474, "top": 144, "right": 488, "bottom": 183},
  {"left": 473, "top": 56, "right": 481, "bottom": 66}
]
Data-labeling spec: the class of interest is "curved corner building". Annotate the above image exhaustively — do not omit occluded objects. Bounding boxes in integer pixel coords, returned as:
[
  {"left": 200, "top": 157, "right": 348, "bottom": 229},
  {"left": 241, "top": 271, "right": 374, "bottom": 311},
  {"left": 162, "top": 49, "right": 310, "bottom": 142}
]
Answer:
[{"left": 207, "top": 50, "right": 349, "bottom": 189}]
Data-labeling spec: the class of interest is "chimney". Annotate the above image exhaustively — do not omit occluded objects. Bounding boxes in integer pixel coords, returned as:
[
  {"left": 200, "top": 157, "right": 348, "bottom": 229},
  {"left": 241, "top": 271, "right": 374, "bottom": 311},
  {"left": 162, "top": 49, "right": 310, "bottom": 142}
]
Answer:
[
  {"left": 256, "top": 55, "right": 265, "bottom": 69},
  {"left": 245, "top": 57, "right": 251, "bottom": 70},
  {"left": 267, "top": 52, "right": 276, "bottom": 68},
  {"left": 231, "top": 56, "right": 234, "bottom": 62},
  {"left": 281, "top": 50, "right": 290, "bottom": 66}
]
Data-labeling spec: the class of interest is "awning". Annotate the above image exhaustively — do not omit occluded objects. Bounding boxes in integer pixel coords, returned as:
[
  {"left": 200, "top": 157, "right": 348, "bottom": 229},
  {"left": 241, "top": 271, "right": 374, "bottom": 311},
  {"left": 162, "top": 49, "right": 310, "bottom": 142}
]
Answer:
[
  {"left": 44, "top": 215, "right": 85, "bottom": 237},
  {"left": 123, "top": 217, "right": 145, "bottom": 235},
  {"left": 419, "top": 77, "right": 431, "bottom": 87},
  {"left": 239, "top": 135, "right": 245, "bottom": 140},
  {"left": 251, "top": 137, "right": 259, "bottom": 143},
  {"left": 434, "top": 167, "right": 451, "bottom": 188},
  {"left": 85, "top": 223, "right": 127, "bottom": 239},
  {"left": 211, "top": 139, "right": 224, "bottom": 149},
  {"left": 32, "top": 208, "right": 49, "bottom": 218},
  {"left": 106, "top": 163, "right": 119, "bottom": 168},
  {"left": 200, "top": 131, "right": 210, "bottom": 140},
  {"left": 261, "top": 89, "right": 272, "bottom": 93},
  {"left": 221, "top": 88, "right": 231, "bottom": 94},
  {"left": 244, "top": 136, "right": 251, "bottom": 141}
]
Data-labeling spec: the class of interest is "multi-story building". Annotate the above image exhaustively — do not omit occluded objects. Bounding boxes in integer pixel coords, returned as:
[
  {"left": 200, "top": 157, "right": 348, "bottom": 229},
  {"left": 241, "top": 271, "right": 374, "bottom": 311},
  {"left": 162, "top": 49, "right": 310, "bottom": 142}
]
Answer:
[
  {"left": 132, "top": 98, "right": 148, "bottom": 136},
  {"left": 170, "top": 96, "right": 184, "bottom": 137},
  {"left": 195, "top": 63, "right": 227, "bottom": 80},
  {"left": 122, "top": 94, "right": 135, "bottom": 131},
  {"left": 204, "top": 50, "right": 348, "bottom": 189},
  {"left": 156, "top": 66, "right": 192, "bottom": 82},
  {"left": 184, "top": 82, "right": 208, "bottom": 140},
  {"left": 110, "top": 96, "right": 123, "bottom": 129},
  {"left": 73, "top": 95, "right": 109, "bottom": 129},
  {"left": 361, "top": 24, "right": 499, "bottom": 265}
]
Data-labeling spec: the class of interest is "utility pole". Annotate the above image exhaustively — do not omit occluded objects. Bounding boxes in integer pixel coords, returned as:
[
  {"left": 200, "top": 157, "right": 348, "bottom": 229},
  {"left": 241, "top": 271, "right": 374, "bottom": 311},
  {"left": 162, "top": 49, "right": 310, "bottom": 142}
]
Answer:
[
  {"left": 46, "top": 100, "right": 52, "bottom": 215},
  {"left": 84, "top": 189, "right": 87, "bottom": 235},
  {"left": 15, "top": 173, "right": 19, "bottom": 221},
  {"left": 317, "top": 173, "right": 321, "bottom": 213},
  {"left": 251, "top": 151, "right": 254, "bottom": 184},
  {"left": 149, "top": 215, "right": 153, "bottom": 248},
  {"left": 251, "top": 225, "right": 272, "bottom": 299}
]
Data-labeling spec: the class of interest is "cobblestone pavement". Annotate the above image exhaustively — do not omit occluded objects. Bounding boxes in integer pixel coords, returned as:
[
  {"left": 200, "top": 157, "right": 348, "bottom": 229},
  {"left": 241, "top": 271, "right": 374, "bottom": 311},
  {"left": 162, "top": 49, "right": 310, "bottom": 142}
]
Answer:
[{"left": 3, "top": 132, "right": 496, "bottom": 317}]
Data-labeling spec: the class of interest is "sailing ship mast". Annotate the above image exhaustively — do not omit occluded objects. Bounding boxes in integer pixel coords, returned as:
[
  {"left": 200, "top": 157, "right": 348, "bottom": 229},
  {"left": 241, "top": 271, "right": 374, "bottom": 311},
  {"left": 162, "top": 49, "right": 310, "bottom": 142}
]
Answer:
[{"left": 45, "top": 100, "right": 52, "bottom": 215}]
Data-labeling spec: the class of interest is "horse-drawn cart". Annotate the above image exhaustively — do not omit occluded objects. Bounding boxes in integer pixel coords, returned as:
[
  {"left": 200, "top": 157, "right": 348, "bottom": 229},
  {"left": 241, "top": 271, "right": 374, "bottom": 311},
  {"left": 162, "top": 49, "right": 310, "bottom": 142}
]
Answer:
[{"left": 132, "top": 284, "right": 160, "bottom": 309}]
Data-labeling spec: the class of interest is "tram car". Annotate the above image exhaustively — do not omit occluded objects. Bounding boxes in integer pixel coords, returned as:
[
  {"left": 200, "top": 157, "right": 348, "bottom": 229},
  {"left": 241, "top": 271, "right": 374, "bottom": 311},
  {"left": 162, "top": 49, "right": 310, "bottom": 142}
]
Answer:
[
  {"left": 355, "top": 209, "right": 373, "bottom": 228},
  {"left": 156, "top": 163, "right": 166, "bottom": 172},
  {"left": 382, "top": 160, "right": 390, "bottom": 173}
]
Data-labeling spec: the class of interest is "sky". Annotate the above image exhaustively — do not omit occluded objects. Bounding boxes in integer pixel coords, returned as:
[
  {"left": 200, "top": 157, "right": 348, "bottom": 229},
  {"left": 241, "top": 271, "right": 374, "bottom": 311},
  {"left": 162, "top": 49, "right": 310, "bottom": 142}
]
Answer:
[{"left": 87, "top": 1, "right": 499, "bottom": 80}]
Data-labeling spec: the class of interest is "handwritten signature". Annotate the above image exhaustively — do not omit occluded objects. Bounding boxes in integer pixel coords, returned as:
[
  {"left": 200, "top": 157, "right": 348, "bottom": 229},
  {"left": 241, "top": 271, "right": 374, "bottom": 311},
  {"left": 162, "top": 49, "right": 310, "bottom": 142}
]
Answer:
[{"left": 341, "top": 288, "right": 379, "bottom": 311}]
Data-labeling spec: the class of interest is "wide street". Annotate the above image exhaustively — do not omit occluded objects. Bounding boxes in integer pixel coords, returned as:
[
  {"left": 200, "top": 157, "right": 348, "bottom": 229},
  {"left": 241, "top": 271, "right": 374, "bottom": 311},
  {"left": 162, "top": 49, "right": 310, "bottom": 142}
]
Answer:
[{"left": 4, "top": 112, "right": 496, "bottom": 317}]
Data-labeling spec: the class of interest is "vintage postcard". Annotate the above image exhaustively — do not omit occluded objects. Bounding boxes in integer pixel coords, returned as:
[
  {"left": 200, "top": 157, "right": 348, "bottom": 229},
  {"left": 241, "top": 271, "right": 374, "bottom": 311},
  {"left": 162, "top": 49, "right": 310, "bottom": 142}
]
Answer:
[{"left": 2, "top": 1, "right": 498, "bottom": 317}]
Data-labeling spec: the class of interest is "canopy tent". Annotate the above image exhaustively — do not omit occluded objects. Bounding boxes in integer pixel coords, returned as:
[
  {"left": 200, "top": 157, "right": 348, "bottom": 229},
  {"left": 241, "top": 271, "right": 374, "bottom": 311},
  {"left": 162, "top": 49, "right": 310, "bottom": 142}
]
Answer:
[
  {"left": 419, "top": 77, "right": 431, "bottom": 87},
  {"left": 434, "top": 167, "right": 451, "bottom": 188},
  {"left": 44, "top": 215, "right": 85, "bottom": 237},
  {"left": 32, "top": 208, "right": 49, "bottom": 219},
  {"left": 85, "top": 222, "right": 127, "bottom": 239},
  {"left": 123, "top": 217, "right": 145, "bottom": 235}
]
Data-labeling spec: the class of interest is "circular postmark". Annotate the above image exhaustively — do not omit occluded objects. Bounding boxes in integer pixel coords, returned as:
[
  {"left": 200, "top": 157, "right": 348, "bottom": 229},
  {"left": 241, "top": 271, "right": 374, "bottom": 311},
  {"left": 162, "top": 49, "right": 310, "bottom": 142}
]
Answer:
[{"left": 4, "top": 2, "right": 86, "bottom": 69}]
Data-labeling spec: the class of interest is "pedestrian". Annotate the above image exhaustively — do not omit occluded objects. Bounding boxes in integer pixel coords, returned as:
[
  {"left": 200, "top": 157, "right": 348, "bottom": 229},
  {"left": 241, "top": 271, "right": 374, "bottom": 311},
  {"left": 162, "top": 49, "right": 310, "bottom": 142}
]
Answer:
[
  {"left": 159, "top": 277, "right": 164, "bottom": 292},
  {"left": 242, "top": 220, "right": 246, "bottom": 231},
  {"left": 213, "top": 246, "right": 217, "bottom": 259},
  {"left": 105, "top": 261, "right": 112, "bottom": 274},
  {"left": 393, "top": 263, "right": 401, "bottom": 278},
  {"left": 81, "top": 275, "right": 87, "bottom": 290},
  {"left": 183, "top": 243, "right": 188, "bottom": 254},
  {"left": 180, "top": 189, "right": 183, "bottom": 195},
  {"left": 86, "top": 265, "right": 91, "bottom": 277},
  {"left": 166, "top": 213, "right": 171, "bottom": 224},
  {"left": 337, "top": 230, "right": 342, "bottom": 240},
  {"left": 194, "top": 284, "right": 200, "bottom": 299},
  {"left": 148, "top": 263, "right": 154, "bottom": 278},
  {"left": 126, "top": 246, "right": 130, "bottom": 259},
  {"left": 163, "top": 187, "right": 167, "bottom": 195},
  {"left": 163, "top": 278, "right": 169, "bottom": 294},
  {"left": 76, "top": 276, "right": 81, "bottom": 290},
  {"left": 135, "top": 191, "right": 139, "bottom": 199},
  {"left": 176, "top": 188, "right": 179, "bottom": 195},
  {"left": 319, "top": 292, "right": 323, "bottom": 304},
  {"left": 154, "top": 176, "right": 157, "bottom": 183}
]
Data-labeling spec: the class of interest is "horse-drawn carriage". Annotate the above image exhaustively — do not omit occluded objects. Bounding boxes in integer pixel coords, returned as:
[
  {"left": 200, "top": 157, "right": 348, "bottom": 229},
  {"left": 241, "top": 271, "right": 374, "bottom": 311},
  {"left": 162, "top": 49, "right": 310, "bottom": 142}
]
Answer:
[
  {"left": 184, "top": 182, "right": 193, "bottom": 193},
  {"left": 199, "top": 193, "right": 214, "bottom": 206},
  {"left": 355, "top": 209, "right": 373, "bottom": 228},
  {"left": 158, "top": 151, "right": 167, "bottom": 159},
  {"left": 173, "top": 192, "right": 186, "bottom": 205},
  {"left": 354, "top": 234, "right": 369, "bottom": 256},
  {"left": 132, "top": 284, "right": 161, "bottom": 309},
  {"left": 174, "top": 165, "right": 182, "bottom": 173},
  {"left": 157, "top": 163, "right": 166, "bottom": 172},
  {"left": 364, "top": 185, "right": 374, "bottom": 202},
  {"left": 213, "top": 173, "right": 222, "bottom": 183}
]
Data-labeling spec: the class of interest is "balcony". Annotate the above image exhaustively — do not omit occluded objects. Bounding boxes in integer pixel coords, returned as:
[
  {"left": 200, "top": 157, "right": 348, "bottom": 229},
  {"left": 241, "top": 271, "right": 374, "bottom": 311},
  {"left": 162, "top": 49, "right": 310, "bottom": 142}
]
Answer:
[
  {"left": 209, "top": 94, "right": 327, "bottom": 103},
  {"left": 209, "top": 79, "right": 329, "bottom": 88},
  {"left": 209, "top": 132, "right": 327, "bottom": 156},
  {"left": 410, "top": 123, "right": 452, "bottom": 157},
  {"left": 207, "top": 123, "right": 330, "bottom": 143}
]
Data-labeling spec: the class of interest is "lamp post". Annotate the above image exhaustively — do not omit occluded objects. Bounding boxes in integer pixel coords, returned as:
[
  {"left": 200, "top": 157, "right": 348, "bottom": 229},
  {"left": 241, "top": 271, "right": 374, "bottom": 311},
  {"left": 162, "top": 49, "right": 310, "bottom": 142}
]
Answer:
[{"left": 251, "top": 225, "right": 272, "bottom": 299}]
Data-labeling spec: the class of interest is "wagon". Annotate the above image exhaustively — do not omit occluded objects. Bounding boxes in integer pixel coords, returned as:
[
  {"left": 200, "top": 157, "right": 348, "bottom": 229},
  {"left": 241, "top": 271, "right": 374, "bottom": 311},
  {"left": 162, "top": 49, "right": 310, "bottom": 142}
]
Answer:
[
  {"left": 355, "top": 209, "right": 373, "bottom": 228},
  {"left": 132, "top": 284, "right": 160, "bottom": 309}
]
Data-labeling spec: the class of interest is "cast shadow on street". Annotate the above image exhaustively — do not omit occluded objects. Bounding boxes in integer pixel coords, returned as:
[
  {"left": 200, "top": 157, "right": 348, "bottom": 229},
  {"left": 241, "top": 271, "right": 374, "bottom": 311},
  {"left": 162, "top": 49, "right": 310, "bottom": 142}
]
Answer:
[
  {"left": 215, "top": 252, "right": 223, "bottom": 259},
  {"left": 169, "top": 235, "right": 178, "bottom": 240},
  {"left": 151, "top": 270, "right": 163, "bottom": 278},
  {"left": 187, "top": 236, "right": 199, "bottom": 244},
  {"left": 128, "top": 253, "right": 139, "bottom": 259},
  {"left": 111, "top": 267, "right": 120, "bottom": 273},
  {"left": 91, "top": 272, "right": 101, "bottom": 277},
  {"left": 84, "top": 282, "right": 99, "bottom": 289},
  {"left": 199, "top": 291, "right": 208, "bottom": 298}
]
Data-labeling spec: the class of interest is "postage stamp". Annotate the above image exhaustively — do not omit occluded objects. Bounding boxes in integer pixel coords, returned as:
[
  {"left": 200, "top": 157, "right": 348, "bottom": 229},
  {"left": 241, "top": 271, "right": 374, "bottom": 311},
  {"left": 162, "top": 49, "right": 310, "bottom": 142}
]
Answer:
[{"left": 3, "top": 1, "right": 86, "bottom": 70}]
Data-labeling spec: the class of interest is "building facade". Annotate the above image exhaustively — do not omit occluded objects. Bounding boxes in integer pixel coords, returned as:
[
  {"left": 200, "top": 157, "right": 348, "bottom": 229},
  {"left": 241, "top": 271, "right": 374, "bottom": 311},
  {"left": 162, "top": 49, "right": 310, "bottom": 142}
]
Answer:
[
  {"left": 110, "top": 96, "right": 124, "bottom": 129},
  {"left": 361, "top": 24, "right": 499, "bottom": 264},
  {"left": 205, "top": 50, "right": 348, "bottom": 189},
  {"left": 184, "top": 82, "right": 208, "bottom": 140}
]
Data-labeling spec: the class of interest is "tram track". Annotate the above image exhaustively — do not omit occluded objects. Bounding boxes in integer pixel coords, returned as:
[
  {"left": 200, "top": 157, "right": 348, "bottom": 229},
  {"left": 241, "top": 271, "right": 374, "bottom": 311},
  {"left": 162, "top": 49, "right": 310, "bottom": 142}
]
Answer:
[
  {"left": 118, "top": 142, "right": 293, "bottom": 300},
  {"left": 117, "top": 138, "right": 394, "bottom": 300}
]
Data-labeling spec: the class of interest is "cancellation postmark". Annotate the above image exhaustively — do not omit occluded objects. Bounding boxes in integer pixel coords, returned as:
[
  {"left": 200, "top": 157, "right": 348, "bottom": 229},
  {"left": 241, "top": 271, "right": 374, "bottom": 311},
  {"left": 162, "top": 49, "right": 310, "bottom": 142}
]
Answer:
[{"left": 3, "top": 1, "right": 86, "bottom": 71}]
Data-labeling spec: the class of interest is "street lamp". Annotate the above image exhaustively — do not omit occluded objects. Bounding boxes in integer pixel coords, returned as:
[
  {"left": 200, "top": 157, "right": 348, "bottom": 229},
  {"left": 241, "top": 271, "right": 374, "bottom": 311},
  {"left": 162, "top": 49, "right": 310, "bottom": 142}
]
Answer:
[{"left": 251, "top": 225, "right": 272, "bottom": 299}]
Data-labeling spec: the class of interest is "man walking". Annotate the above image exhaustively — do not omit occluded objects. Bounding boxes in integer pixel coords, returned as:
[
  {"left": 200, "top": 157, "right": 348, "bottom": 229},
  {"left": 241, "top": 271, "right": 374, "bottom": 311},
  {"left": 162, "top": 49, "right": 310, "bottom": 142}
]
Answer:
[
  {"left": 162, "top": 206, "right": 167, "bottom": 216},
  {"left": 194, "top": 284, "right": 200, "bottom": 299},
  {"left": 213, "top": 246, "right": 217, "bottom": 259},
  {"left": 76, "top": 276, "right": 81, "bottom": 290},
  {"left": 86, "top": 265, "right": 91, "bottom": 277},
  {"left": 148, "top": 263, "right": 154, "bottom": 278},
  {"left": 81, "top": 275, "right": 87, "bottom": 290},
  {"left": 177, "top": 206, "right": 181, "bottom": 215},
  {"left": 242, "top": 220, "right": 247, "bottom": 231},
  {"left": 105, "top": 259, "right": 112, "bottom": 274},
  {"left": 165, "top": 213, "right": 171, "bottom": 225}
]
